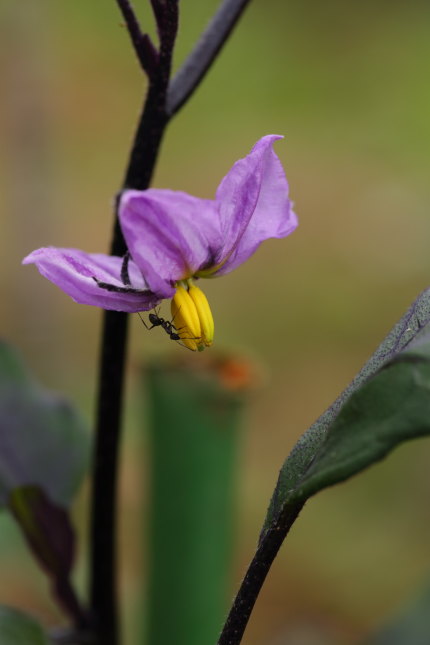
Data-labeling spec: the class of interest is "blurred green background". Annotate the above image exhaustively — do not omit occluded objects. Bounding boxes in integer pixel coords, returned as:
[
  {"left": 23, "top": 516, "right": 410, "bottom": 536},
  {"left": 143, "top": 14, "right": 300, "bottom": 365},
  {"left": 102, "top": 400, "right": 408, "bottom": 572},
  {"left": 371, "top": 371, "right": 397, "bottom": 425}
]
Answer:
[{"left": 2, "top": 1, "right": 430, "bottom": 643}]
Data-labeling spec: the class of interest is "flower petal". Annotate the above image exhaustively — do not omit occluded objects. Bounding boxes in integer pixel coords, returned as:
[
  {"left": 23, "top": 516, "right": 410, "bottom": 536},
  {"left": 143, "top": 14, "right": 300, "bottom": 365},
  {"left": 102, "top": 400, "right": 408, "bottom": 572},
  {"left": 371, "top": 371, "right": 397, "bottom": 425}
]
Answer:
[
  {"left": 119, "top": 189, "right": 221, "bottom": 287},
  {"left": 212, "top": 134, "right": 298, "bottom": 276},
  {"left": 23, "top": 247, "right": 164, "bottom": 312}
]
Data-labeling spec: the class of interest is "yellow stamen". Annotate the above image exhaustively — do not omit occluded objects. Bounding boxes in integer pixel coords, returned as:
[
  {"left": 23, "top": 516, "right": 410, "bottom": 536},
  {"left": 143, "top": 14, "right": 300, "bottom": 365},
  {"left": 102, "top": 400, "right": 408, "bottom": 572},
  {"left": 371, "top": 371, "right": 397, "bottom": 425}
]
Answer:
[
  {"left": 188, "top": 284, "right": 214, "bottom": 347},
  {"left": 170, "top": 283, "right": 215, "bottom": 351},
  {"left": 171, "top": 285, "right": 201, "bottom": 351}
]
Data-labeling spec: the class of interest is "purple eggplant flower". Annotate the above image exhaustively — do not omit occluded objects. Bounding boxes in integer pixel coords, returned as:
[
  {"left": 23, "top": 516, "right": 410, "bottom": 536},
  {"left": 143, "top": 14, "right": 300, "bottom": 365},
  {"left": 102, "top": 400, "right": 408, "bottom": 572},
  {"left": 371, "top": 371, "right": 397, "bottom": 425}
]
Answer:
[
  {"left": 23, "top": 135, "right": 297, "bottom": 349},
  {"left": 119, "top": 134, "right": 297, "bottom": 294}
]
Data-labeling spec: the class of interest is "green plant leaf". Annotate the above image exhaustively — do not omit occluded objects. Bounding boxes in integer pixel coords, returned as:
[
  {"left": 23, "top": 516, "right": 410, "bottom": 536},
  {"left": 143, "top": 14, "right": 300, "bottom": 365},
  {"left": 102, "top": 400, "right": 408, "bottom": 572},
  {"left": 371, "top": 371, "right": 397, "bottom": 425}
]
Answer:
[
  {"left": 0, "top": 605, "right": 49, "bottom": 645},
  {"left": 0, "top": 341, "right": 90, "bottom": 508},
  {"left": 262, "top": 288, "right": 430, "bottom": 535},
  {"left": 290, "top": 343, "right": 430, "bottom": 502}
]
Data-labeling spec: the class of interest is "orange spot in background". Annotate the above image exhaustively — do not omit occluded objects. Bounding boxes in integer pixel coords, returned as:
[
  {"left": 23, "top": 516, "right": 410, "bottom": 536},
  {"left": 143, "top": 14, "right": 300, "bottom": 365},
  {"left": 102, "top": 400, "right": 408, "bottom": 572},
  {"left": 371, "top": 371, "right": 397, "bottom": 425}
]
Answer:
[{"left": 217, "top": 357, "right": 256, "bottom": 391}]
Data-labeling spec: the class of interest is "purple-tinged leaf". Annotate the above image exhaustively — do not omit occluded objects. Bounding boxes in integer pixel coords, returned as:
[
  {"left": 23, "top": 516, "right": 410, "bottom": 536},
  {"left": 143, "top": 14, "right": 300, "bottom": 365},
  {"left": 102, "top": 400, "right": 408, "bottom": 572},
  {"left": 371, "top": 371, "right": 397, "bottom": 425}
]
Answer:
[
  {"left": 0, "top": 341, "right": 89, "bottom": 507},
  {"left": 9, "top": 486, "right": 87, "bottom": 628}
]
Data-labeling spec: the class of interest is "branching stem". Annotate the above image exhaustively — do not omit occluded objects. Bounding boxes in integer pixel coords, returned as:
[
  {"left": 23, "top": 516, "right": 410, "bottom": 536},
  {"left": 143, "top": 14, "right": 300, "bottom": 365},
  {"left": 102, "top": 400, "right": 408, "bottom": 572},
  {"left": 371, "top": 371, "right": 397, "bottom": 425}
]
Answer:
[
  {"left": 116, "top": 0, "right": 158, "bottom": 76},
  {"left": 90, "top": 1, "right": 253, "bottom": 643}
]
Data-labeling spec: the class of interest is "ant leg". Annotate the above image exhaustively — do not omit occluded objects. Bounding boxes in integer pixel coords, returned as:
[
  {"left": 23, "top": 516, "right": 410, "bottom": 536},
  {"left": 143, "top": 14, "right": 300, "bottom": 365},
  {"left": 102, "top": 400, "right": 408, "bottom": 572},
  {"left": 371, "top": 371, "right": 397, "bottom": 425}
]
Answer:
[
  {"left": 175, "top": 339, "right": 202, "bottom": 351},
  {"left": 169, "top": 304, "right": 183, "bottom": 330},
  {"left": 138, "top": 312, "right": 157, "bottom": 330},
  {"left": 121, "top": 251, "right": 131, "bottom": 286},
  {"left": 170, "top": 308, "right": 179, "bottom": 328},
  {"left": 171, "top": 329, "right": 202, "bottom": 344}
]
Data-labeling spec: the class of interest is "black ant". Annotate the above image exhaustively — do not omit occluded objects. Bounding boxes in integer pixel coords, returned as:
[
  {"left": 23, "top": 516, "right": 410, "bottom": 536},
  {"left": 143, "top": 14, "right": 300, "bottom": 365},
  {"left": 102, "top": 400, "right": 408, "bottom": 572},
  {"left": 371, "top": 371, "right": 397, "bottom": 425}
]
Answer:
[
  {"left": 138, "top": 309, "right": 181, "bottom": 341},
  {"left": 139, "top": 309, "right": 201, "bottom": 350}
]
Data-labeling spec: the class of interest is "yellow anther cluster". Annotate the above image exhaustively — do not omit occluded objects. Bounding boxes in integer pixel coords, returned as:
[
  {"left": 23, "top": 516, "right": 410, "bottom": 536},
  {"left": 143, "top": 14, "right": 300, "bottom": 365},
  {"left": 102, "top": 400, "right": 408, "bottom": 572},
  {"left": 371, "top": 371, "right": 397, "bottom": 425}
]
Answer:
[{"left": 171, "top": 284, "right": 214, "bottom": 351}]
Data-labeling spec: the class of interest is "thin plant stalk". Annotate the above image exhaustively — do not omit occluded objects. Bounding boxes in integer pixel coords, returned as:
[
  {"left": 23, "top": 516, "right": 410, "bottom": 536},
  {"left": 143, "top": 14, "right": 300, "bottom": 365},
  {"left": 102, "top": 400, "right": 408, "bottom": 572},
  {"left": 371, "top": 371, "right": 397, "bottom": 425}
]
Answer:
[{"left": 89, "top": 2, "right": 252, "bottom": 643}]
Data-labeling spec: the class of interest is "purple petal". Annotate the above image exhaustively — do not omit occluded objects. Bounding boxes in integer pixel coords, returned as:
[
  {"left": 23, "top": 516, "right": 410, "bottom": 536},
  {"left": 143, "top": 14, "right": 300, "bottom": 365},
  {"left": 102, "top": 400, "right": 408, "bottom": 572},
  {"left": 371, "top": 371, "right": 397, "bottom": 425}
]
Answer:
[
  {"left": 119, "top": 190, "right": 221, "bottom": 288},
  {"left": 212, "top": 134, "right": 298, "bottom": 276},
  {"left": 23, "top": 247, "right": 164, "bottom": 312}
]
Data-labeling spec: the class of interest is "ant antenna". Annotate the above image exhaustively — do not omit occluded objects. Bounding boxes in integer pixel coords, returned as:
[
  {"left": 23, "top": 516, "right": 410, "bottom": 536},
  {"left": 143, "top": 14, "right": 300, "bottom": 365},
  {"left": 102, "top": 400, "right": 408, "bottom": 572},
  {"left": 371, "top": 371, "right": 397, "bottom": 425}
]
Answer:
[{"left": 137, "top": 311, "right": 150, "bottom": 329}]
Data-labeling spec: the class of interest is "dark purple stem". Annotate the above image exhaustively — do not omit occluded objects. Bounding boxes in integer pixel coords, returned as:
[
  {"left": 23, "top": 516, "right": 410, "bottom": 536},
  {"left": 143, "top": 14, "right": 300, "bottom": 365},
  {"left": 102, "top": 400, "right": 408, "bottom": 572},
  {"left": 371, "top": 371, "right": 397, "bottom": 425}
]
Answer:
[
  {"left": 166, "top": 0, "right": 252, "bottom": 116},
  {"left": 90, "top": 1, "right": 253, "bottom": 643},
  {"left": 116, "top": 0, "right": 159, "bottom": 76},
  {"left": 90, "top": 5, "right": 178, "bottom": 644},
  {"left": 89, "top": 310, "right": 129, "bottom": 645},
  {"left": 217, "top": 503, "right": 304, "bottom": 645}
]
